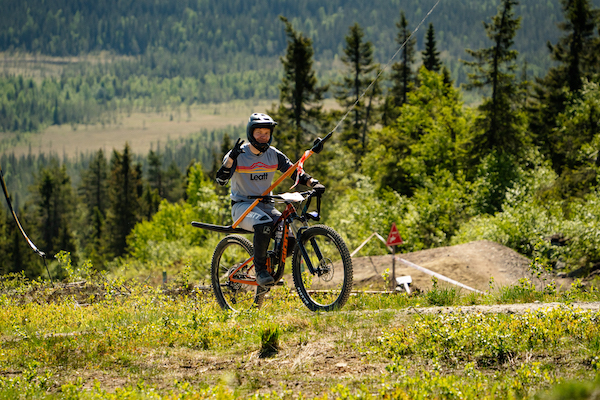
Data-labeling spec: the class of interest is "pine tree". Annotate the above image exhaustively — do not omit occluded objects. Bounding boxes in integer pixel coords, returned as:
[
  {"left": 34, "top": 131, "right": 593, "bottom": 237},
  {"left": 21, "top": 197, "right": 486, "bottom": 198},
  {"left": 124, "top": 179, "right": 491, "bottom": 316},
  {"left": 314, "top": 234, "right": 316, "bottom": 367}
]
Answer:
[
  {"left": 80, "top": 149, "right": 109, "bottom": 216},
  {"left": 8, "top": 212, "right": 42, "bottom": 277},
  {"left": 147, "top": 149, "right": 164, "bottom": 198},
  {"left": 383, "top": 11, "right": 417, "bottom": 126},
  {"left": 333, "top": 23, "right": 380, "bottom": 164},
  {"left": 462, "top": 0, "right": 525, "bottom": 158},
  {"left": 422, "top": 23, "right": 442, "bottom": 72},
  {"left": 531, "top": 0, "right": 600, "bottom": 173},
  {"left": 548, "top": 0, "right": 599, "bottom": 94},
  {"left": 33, "top": 158, "right": 77, "bottom": 261},
  {"left": 270, "top": 16, "right": 327, "bottom": 161},
  {"left": 105, "top": 143, "right": 142, "bottom": 258},
  {"left": 163, "top": 161, "right": 184, "bottom": 202},
  {"left": 78, "top": 149, "right": 109, "bottom": 267}
]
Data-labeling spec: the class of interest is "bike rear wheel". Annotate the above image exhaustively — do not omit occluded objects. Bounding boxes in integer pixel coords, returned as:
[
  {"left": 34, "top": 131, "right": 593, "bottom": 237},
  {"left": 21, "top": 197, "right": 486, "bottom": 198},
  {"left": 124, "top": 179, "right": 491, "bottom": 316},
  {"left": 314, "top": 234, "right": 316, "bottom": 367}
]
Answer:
[
  {"left": 211, "top": 235, "right": 265, "bottom": 311},
  {"left": 291, "top": 225, "right": 353, "bottom": 312}
]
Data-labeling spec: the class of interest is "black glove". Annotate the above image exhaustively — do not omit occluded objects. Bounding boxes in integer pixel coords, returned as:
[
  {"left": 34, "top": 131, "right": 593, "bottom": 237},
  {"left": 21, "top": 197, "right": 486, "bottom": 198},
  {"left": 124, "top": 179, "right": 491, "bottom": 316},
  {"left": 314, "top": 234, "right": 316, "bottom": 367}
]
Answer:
[
  {"left": 229, "top": 138, "right": 245, "bottom": 160},
  {"left": 312, "top": 182, "right": 326, "bottom": 194}
]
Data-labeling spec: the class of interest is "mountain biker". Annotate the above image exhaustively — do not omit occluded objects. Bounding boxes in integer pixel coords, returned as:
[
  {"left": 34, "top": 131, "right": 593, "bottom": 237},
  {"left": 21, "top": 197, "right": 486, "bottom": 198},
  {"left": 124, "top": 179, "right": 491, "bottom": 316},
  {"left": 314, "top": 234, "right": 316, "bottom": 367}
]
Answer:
[{"left": 216, "top": 113, "right": 325, "bottom": 288}]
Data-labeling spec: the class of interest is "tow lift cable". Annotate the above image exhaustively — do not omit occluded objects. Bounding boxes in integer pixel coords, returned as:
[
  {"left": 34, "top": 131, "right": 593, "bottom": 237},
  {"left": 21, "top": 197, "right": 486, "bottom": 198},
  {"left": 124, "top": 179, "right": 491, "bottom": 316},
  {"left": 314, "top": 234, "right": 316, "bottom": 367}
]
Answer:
[{"left": 0, "top": 165, "right": 52, "bottom": 283}]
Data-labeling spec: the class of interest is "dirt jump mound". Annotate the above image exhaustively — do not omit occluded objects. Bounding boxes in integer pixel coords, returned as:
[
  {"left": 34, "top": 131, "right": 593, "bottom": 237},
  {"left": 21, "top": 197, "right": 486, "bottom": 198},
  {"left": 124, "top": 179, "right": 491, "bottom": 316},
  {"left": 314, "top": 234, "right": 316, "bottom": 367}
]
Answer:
[{"left": 351, "top": 240, "right": 572, "bottom": 292}]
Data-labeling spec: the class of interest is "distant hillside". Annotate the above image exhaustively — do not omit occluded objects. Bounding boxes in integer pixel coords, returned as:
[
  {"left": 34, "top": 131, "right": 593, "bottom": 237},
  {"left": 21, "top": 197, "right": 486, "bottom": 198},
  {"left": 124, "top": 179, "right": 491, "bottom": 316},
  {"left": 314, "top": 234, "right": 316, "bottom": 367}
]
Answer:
[{"left": 2, "top": 0, "right": 599, "bottom": 82}]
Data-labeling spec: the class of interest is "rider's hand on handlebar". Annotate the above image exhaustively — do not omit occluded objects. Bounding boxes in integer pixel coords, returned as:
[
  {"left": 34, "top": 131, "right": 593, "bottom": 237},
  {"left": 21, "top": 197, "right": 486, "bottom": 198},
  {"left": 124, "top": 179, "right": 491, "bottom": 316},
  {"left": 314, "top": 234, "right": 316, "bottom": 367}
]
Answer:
[
  {"left": 229, "top": 138, "right": 245, "bottom": 160},
  {"left": 312, "top": 182, "right": 326, "bottom": 195}
]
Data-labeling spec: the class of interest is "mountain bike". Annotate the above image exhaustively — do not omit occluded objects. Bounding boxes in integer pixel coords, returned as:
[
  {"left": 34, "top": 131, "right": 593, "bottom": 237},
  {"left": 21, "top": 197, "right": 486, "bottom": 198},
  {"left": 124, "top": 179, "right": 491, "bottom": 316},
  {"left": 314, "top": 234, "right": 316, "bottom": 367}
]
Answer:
[{"left": 192, "top": 189, "right": 353, "bottom": 312}]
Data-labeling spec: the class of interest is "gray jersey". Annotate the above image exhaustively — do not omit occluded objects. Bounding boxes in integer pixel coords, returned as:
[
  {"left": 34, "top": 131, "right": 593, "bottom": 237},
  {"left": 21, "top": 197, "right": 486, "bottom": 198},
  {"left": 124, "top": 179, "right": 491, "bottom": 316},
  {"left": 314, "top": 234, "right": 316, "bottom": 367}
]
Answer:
[{"left": 223, "top": 144, "right": 303, "bottom": 202}]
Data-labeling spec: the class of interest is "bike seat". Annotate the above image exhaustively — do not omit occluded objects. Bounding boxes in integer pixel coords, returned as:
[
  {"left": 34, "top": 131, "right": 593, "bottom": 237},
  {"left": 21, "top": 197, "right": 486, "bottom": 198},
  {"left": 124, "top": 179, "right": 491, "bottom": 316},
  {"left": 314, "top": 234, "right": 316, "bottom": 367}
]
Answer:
[{"left": 191, "top": 221, "right": 253, "bottom": 234}]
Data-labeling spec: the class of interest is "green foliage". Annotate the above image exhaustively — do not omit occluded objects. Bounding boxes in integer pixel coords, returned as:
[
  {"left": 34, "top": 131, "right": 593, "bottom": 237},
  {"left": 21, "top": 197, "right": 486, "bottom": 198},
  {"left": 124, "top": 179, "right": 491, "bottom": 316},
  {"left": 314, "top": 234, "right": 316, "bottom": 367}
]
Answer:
[
  {"left": 185, "top": 162, "right": 227, "bottom": 225},
  {"left": 364, "top": 67, "right": 471, "bottom": 195},
  {"left": 471, "top": 150, "right": 524, "bottom": 213},
  {"left": 543, "top": 78, "right": 600, "bottom": 200},
  {"left": 0, "top": 0, "right": 568, "bottom": 79},
  {"left": 454, "top": 161, "right": 600, "bottom": 272},
  {"left": 401, "top": 171, "right": 477, "bottom": 250},
  {"left": 259, "top": 323, "right": 281, "bottom": 357},
  {"left": 328, "top": 170, "right": 476, "bottom": 254},
  {"left": 326, "top": 176, "right": 407, "bottom": 255},
  {"left": 0, "top": 0, "right": 579, "bottom": 135},
  {"left": 55, "top": 251, "right": 93, "bottom": 283},
  {"left": 425, "top": 277, "right": 462, "bottom": 306},
  {"left": 125, "top": 163, "right": 225, "bottom": 278},
  {"left": 536, "top": 377, "right": 600, "bottom": 400},
  {"left": 377, "top": 305, "right": 600, "bottom": 367},
  {"left": 452, "top": 160, "right": 561, "bottom": 255},
  {"left": 0, "top": 274, "right": 599, "bottom": 399},
  {"left": 555, "top": 79, "right": 600, "bottom": 169},
  {"left": 0, "top": 70, "right": 279, "bottom": 134}
]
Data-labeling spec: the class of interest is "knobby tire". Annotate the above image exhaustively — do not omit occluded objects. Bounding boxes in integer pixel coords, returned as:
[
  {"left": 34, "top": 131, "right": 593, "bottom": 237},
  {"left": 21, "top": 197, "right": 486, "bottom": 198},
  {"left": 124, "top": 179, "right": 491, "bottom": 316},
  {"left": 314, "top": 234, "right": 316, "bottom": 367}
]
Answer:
[
  {"left": 211, "top": 235, "right": 265, "bottom": 311},
  {"left": 291, "top": 225, "right": 353, "bottom": 312}
]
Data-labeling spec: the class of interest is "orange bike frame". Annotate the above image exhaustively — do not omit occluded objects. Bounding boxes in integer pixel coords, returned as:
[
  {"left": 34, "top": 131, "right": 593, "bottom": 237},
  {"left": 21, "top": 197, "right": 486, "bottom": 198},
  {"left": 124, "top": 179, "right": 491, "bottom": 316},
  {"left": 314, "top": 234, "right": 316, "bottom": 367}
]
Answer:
[{"left": 228, "top": 200, "right": 297, "bottom": 286}]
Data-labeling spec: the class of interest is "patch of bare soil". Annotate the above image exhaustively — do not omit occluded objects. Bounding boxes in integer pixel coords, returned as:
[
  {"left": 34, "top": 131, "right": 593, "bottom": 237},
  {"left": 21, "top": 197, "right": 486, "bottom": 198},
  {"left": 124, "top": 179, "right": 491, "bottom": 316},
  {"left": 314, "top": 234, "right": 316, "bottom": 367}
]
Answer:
[{"left": 350, "top": 240, "right": 574, "bottom": 292}]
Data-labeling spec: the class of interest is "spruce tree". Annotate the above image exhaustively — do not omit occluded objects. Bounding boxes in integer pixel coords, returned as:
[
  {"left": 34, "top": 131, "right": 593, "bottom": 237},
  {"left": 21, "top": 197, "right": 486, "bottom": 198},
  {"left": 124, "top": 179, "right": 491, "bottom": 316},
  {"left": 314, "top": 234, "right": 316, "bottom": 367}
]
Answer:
[
  {"left": 33, "top": 158, "right": 77, "bottom": 262},
  {"left": 79, "top": 149, "right": 109, "bottom": 267},
  {"left": 383, "top": 11, "right": 417, "bottom": 126},
  {"left": 106, "top": 143, "right": 142, "bottom": 258},
  {"left": 8, "top": 211, "right": 42, "bottom": 277},
  {"left": 147, "top": 150, "right": 164, "bottom": 198},
  {"left": 163, "top": 161, "right": 184, "bottom": 202},
  {"left": 333, "top": 23, "right": 380, "bottom": 164},
  {"left": 422, "top": 23, "right": 442, "bottom": 72},
  {"left": 271, "top": 16, "right": 327, "bottom": 161},
  {"left": 80, "top": 149, "right": 109, "bottom": 217},
  {"left": 531, "top": 0, "right": 600, "bottom": 173},
  {"left": 462, "top": 0, "right": 524, "bottom": 158}
]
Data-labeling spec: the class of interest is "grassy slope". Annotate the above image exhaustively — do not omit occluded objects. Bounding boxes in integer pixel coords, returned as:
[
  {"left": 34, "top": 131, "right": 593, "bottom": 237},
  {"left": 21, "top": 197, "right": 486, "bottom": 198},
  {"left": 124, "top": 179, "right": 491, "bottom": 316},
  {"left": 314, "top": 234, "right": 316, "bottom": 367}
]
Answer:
[{"left": 1, "top": 277, "right": 599, "bottom": 399}]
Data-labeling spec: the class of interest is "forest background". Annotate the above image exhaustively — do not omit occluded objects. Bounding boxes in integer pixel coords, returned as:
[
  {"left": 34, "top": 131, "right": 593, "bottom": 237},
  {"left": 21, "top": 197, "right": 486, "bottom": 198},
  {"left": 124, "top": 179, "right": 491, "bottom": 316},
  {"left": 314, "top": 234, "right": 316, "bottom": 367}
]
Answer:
[{"left": 1, "top": 0, "right": 600, "bottom": 285}]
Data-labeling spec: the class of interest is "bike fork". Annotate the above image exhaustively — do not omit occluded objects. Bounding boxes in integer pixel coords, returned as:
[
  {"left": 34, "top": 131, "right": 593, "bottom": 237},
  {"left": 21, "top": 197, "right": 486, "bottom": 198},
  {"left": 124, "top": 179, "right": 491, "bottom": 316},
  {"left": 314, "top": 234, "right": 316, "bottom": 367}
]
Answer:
[{"left": 297, "top": 235, "right": 325, "bottom": 276}]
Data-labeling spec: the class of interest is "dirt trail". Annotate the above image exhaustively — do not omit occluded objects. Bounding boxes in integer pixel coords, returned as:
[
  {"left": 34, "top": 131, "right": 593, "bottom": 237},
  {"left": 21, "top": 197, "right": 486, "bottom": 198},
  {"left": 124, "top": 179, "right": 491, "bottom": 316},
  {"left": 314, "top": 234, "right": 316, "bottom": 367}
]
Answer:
[{"left": 350, "top": 240, "right": 573, "bottom": 292}]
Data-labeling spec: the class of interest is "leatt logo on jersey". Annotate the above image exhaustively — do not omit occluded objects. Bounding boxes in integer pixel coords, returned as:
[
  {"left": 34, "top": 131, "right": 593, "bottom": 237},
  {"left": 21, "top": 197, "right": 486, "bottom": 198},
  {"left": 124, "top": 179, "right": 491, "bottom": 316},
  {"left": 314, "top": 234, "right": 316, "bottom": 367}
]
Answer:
[
  {"left": 250, "top": 173, "right": 269, "bottom": 181},
  {"left": 237, "top": 162, "right": 277, "bottom": 174}
]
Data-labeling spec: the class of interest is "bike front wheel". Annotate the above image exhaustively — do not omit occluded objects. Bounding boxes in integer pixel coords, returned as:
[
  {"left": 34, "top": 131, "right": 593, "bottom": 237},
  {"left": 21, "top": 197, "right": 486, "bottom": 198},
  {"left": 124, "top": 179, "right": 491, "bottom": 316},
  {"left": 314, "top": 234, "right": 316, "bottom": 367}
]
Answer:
[
  {"left": 291, "top": 225, "right": 353, "bottom": 312},
  {"left": 211, "top": 235, "right": 265, "bottom": 312}
]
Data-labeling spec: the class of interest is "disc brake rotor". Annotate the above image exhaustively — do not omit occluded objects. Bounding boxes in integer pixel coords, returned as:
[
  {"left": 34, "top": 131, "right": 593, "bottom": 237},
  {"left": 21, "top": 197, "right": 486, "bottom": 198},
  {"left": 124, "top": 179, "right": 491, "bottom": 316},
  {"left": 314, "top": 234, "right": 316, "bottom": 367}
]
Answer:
[{"left": 317, "top": 258, "right": 334, "bottom": 282}]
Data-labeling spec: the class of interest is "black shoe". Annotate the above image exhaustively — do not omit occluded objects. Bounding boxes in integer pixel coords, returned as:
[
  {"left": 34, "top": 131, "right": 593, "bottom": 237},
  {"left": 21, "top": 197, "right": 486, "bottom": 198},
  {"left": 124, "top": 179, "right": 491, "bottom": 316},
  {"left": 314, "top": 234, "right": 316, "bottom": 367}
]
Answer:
[{"left": 256, "top": 270, "right": 275, "bottom": 288}]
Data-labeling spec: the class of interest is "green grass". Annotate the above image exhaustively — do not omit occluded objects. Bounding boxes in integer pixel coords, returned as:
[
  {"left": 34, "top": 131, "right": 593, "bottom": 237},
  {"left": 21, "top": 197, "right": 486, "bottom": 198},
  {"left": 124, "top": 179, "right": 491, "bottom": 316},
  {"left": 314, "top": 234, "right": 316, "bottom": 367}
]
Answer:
[{"left": 0, "top": 274, "right": 599, "bottom": 399}]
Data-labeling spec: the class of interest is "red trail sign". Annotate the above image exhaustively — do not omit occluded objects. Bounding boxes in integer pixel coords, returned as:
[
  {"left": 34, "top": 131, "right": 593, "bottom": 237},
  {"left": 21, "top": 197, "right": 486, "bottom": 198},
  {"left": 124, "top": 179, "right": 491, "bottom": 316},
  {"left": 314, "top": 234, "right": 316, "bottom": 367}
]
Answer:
[{"left": 386, "top": 223, "right": 403, "bottom": 246}]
